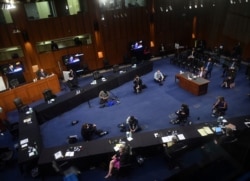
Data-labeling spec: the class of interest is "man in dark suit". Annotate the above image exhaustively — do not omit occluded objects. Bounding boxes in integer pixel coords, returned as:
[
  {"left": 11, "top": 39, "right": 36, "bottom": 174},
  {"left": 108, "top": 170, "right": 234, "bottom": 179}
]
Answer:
[
  {"left": 36, "top": 68, "right": 48, "bottom": 79},
  {"left": 81, "top": 123, "right": 103, "bottom": 141},
  {"left": 67, "top": 69, "right": 78, "bottom": 90},
  {"left": 204, "top": 57, "right": 214, "bottom": 79}
]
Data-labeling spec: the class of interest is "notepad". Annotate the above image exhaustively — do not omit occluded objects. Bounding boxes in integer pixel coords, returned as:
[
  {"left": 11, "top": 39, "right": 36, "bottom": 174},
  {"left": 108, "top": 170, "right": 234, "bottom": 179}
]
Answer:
[
  {"left": 197, "top": 129, "right": 207, "bottom": 136},
  {"left": 203, "top": 126, "right": 213, "bottom": 134}
]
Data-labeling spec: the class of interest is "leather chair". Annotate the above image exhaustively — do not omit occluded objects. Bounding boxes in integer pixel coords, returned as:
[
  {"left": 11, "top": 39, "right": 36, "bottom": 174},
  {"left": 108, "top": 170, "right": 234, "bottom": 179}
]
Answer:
[
  {"left": 92, "top": 71, "right": 102, "bottom": 80},
  {"left": 52, "top": 160, "right": 80, "bottom": 180},
  {"left": 0, "top": 147, "right": 14, "bottom": 170},
  {"left": 13, "top": 98, "right": 29, "bottom": 113},
  {"left": 43, "top": 89, "right": 56, "bottom": 102},
  {"left": 2, "top": 119, "right": 19, "bottom": 138},
  {"left": 112, "top": 145, "right": 134, "bottom": 178}
]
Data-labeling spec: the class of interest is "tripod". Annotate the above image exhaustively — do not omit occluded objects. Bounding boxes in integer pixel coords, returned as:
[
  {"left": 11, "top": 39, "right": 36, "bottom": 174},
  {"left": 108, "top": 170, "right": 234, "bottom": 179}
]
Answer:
[{"left": 109, "top": 91, "right": 120, "bottom": 104}]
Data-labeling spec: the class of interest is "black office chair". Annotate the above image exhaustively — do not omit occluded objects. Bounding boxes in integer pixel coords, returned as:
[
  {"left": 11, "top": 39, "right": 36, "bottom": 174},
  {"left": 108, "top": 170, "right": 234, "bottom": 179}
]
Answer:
[
  {"left": 9, "top": 79, "right": 19, "bottom": 88},
  {"left": 164, "top": 142, "right": 188, "bottom": 169},
  {"left": 0, "top": 147, "right": 15, "bottom": 170},
  {"left": 52, "top": 160, "right": 80, "bottom": 179},
  {"left": 92, "top": 71, "right": 102, "bottom": 80},
  {"left": 2, "top": 119, "right": 19, "bottom": 138},
  {"left": 43, "top": 89, "right": 56, "bottom": 102},
  {"left": 13, "top": 97, "right": 29, "bottom": 113},
  {"left": 112, "top": 145, "right": 134, "bottom": 178},
  {"left": 103, "top": 59, "right": 111, "bottom": 69}
]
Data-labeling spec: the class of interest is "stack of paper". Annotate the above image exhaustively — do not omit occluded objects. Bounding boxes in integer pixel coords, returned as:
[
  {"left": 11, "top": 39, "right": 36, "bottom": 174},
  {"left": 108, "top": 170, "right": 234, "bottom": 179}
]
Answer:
[
  {"left": 54, "top": 151, "right": 64, "bottom": 160},
  {"left": 161, "top": 135, "right": 174, "bottom": 143}
]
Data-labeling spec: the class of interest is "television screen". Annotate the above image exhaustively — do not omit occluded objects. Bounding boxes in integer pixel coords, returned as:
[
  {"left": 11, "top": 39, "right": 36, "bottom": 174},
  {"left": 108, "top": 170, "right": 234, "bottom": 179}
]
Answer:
[
  {"left": 130, "top": 40, "right": 144, "bottom": 51},
  {"left": 62, "top": 53, "right": 83, "bottom": 65},
  {"left": 0, "top": 61, "right": 24, "bottom": 75}
]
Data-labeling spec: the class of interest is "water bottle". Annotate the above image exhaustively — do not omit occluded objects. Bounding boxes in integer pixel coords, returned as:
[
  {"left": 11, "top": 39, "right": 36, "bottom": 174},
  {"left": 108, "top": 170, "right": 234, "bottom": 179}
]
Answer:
[{"left": 126, "top": 131, "right": 130, "bottom": 138}]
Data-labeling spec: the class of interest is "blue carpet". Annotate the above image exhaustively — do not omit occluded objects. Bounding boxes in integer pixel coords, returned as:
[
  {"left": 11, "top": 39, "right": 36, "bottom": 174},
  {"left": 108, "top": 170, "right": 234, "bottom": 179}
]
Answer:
[
  {"left": 38, "top": 58, "right": 250, "bottom": 148},
  {"left": 1, "top": 57, "right": 250, "bottom": 181}
]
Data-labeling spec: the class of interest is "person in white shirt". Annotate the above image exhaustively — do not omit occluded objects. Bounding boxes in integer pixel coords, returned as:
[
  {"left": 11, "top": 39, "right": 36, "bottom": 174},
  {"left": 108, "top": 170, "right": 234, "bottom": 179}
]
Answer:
[
  {"left": 154, "top": 70, "right": 166, "bottom": 86},
  {"left": 197, "top": 66, "right": 206, "bottom": 78}
]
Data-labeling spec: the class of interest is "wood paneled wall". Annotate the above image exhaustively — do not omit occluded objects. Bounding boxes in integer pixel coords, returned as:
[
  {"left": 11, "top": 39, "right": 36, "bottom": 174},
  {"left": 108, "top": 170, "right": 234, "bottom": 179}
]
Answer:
[{"left": 0, "top": 0, "right": 250, "bottom": 84}]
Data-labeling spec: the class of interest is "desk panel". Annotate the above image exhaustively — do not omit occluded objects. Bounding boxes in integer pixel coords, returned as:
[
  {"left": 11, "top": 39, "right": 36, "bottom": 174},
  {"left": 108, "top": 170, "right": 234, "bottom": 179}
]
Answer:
[
  {"left": 0, "top": 75, "right": 61, "bottom": 113},
  {"left": 36, "top": 115, "right": 250, "bottom": 175}
]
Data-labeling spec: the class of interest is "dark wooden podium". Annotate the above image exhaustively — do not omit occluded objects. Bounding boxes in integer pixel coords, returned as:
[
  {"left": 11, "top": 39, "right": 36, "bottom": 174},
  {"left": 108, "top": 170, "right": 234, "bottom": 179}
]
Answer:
[{"left": 175, "top": 72, "right": 210, "bottom": 96}]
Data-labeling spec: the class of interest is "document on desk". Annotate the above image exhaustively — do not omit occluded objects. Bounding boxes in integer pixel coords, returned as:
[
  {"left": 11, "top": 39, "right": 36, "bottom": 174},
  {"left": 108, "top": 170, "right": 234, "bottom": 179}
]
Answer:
[
  {"left": 177, "top": 134, "right": 185, "bottom": 140},
  {"left": 203, "top": 126, "right": 213, "bottom": 134},
  {"left": 197, "top": 129, "right": 207, "bottom": 136},
  {"left": 20, "top": 138, "right": 29, "bottom": 145},
  {"left": 23, "top": 117, "right": 32, "bottom": 124},
  {"left": 161, "top": 135, "right": 174, "bottom": 143},
  {"left": 54, "top": 151, "right": 64, "bottom": 159},
  {"left": 65, "top": 151, "right": 74, "bottom": 157}
]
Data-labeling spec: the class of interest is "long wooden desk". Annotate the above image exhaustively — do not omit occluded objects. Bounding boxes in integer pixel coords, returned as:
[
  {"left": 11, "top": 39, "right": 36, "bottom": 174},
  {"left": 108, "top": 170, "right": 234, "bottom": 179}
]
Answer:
[
  {"left": 0, "top": 74, "right": 61, "bottom": 113},
  {"left": 175, "top": 72, "right": 210, "bottom": 96}
]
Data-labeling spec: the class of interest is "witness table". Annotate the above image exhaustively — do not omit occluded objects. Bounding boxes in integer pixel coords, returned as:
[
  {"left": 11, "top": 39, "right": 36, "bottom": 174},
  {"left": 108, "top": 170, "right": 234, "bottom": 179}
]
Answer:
[{"left": 175, "top": 72, "right": 210, "bottom": 96}]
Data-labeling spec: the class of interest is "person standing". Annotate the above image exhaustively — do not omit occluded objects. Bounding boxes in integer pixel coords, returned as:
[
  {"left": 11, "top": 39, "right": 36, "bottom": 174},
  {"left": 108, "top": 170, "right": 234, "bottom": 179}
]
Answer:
[
  {"left": 204, "top": 57, "right": 214, "bottom": 79},
  {"left": 67, "top": 69, "right": 78, "bottom": 90}
]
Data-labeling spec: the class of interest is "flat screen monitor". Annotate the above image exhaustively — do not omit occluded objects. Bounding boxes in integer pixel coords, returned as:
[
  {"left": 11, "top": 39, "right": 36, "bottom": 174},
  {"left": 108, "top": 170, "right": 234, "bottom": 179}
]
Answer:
[
  {"left": 130, "top": 40, "right": 144, "bottom": 51},
  {"left": 62, "top": 53, "right": 83, "bottom": 65},
  {"left": 0, "top": 61, "right": 24, "bottom": 75}
]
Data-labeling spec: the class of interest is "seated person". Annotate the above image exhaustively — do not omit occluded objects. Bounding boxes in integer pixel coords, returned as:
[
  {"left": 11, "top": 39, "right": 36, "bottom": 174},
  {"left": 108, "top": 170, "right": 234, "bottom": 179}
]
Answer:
[
  {"left": 67, "top": 69, "right": 78, "bottom": 90},
  {"left": 154, "top": 70, "right": 166, "bottom": 86},
  {"left": 163, "top": 136, "right": 187, "bottom": 169},
  {"left": 104, "top": 144, "right": 130, "bottom": 179},
  {"left": 197, "top": 66, "right": 206, "bottom": 78},
  {"left": 221, "top": 67, "right": 236, "bottom": 88},
  {"left": 212, "top": 96, "right": 228, "bottom": 117},
  {"left": 126, "top": 116, "right": 140, "bottom": 133},
  {"left": 99, "top": 90, "right": 110, "bottom": 105},
  {"left": 221, "top": 75, "right": 235, "bottom": 88},
  {"left": 36, "top": 68, "right": 48, "bottom": 79},
  {"left": 214, "top": 127, "right": 236, "bottom": 145},
  {"left": 133, "top": 75, "right": 143, "bottom": 93},
  {"left": 171, "top": 104, "right": 189, "bottom": 124},
  {"left": 81, "top": 123, "right": 100, "bottom": 141}
]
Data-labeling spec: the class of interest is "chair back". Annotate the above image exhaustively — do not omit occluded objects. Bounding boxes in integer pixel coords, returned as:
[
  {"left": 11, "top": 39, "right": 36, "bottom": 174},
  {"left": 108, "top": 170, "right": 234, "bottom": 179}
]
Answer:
[
  {"left": 13, "top": 98, "right": 24, "bottom": 109},
  {"left": 43, "top": 89, "right": 54, "bottom": 101},
  {"left": 93, "top": 71, "right": 101, "bottom": 80}
]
